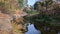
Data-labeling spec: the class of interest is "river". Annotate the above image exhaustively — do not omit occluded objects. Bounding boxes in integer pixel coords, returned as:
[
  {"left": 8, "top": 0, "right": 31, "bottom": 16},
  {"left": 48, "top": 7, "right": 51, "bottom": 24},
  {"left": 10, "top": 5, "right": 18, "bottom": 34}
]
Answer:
[
  {"left": 25, "top": 23, "right": 60, "bottom": 34},
  {"left": 25, "top": 23, "right": 41, "bottom": 34}
]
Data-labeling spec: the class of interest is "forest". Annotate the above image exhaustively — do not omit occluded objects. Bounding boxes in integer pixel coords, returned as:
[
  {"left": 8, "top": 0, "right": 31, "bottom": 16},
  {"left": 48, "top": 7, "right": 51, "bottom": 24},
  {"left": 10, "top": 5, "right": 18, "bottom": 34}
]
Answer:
[{"left": 0, "top": 0, "right": 60, "bottom": 34}]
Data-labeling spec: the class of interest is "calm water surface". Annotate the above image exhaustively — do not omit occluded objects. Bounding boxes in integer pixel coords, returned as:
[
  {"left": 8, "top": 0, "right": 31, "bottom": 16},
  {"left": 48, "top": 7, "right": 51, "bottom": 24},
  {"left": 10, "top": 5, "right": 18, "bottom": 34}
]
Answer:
[
  {"left": 25, "top": 23, "right": 60, "bottom": 34},
  {"left": 25, "top": 23, "right": 40, "bottom": 34}
]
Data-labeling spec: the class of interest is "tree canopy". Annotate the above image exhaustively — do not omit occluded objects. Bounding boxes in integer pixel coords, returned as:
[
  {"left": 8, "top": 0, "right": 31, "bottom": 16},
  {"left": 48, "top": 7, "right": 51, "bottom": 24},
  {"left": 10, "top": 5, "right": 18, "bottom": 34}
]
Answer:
[{"left": 26, "top": 0, "right": 60, "bottom": 26}]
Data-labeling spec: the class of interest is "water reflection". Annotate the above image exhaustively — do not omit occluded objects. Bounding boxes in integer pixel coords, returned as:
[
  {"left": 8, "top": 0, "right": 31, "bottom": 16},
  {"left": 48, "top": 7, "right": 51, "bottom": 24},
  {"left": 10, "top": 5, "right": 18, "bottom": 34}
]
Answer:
[
  {"left": 58, "top": 32, "right": 60, "bottom": 34},
  {"left": 25, "top": 23, "right": 60, "bottom": 34},
  {"left": 25, "top": 23, "right": 40, "bottom": 34}
]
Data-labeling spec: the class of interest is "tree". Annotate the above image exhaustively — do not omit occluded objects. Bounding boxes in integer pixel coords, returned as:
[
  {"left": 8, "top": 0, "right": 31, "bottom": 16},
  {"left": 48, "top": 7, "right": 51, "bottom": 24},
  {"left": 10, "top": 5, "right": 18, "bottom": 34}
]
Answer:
[
  {"left": 18, "top": 0, "right": 24, "bottom": 7},
  {"left": 23, "top": 0, "right": 28, "bottom": 7},
  {"left": 33, "top": 0, "right": 60, "bottom": 27},
  {"left": 26, "top": 0, "right": 60, "bottom": 34},
  {"left": 0, "top": 0, "right": 24, "bottom": 14},
  {"left": 34, "top": 0, "right": 53, "bottom": 11}
]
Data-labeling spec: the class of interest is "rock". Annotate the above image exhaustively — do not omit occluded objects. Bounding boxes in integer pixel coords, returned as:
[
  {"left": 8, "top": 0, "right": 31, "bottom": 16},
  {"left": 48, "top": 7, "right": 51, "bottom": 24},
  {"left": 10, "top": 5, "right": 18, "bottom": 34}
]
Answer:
[{"left": 0, "top": 12, "right": 13, "bottom": 34}]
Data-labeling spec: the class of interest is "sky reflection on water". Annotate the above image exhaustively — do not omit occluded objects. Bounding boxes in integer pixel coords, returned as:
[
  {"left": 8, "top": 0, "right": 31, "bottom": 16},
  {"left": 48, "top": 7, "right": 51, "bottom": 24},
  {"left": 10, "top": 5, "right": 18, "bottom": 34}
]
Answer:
[{"left": 25, "top": 23, "right": 40, "bottom": 34}]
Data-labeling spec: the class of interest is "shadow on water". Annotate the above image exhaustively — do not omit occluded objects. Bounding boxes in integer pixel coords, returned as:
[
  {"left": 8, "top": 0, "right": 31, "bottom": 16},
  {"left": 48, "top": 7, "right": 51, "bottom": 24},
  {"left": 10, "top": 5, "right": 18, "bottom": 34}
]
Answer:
[
  {"left": 25, "top": 23, "right": 41, "bottom": 34},
  {"left": 25, "top": 23, "right": 60, "bottom": 34}
]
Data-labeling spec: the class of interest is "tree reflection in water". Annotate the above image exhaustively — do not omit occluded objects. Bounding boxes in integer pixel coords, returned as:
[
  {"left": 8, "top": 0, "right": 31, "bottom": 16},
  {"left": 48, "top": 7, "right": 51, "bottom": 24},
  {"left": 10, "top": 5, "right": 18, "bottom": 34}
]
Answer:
[
  {"left": 25, "top": 23, "right": 40, "bottom": 34},
  {"left": 34, "top": 23, "right": 60, "bottom": 34}
]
